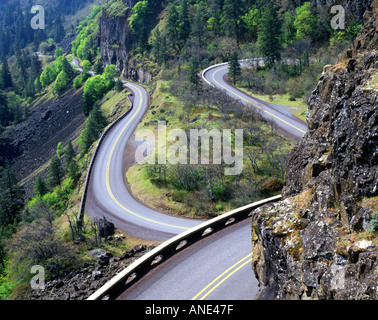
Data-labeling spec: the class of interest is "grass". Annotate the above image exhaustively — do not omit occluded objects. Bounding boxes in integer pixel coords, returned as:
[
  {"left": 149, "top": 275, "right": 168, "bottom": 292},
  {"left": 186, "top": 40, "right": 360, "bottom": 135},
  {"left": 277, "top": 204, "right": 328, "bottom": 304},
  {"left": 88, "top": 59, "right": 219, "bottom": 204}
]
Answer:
[
  {"left": 238, "top": 88, "right": 308, "bottom": 122},
  {"left": 126, "top": 165, "right": 196, "bottom": 217},
  {"left": 99, "top": 88, "right": 131, "bottom": 120}
]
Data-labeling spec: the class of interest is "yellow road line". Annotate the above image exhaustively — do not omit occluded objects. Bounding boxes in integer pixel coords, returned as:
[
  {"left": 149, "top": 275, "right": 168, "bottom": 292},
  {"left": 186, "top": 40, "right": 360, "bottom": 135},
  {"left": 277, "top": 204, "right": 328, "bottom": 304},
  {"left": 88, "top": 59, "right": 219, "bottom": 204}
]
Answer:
[
  {"left": 212, "top": 67, "right": 306, "bottom": 135},
  {"left": 192, "top": 253, "right": 253, "bottom": 300},
  {"left": 105, "top": 83, "right": 190, "bottom": 230}
]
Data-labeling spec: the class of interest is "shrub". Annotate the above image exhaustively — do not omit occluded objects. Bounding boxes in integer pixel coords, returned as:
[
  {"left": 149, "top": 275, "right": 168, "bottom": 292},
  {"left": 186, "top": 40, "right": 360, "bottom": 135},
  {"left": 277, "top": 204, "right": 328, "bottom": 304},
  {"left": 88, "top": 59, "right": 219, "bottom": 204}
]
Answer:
[{"left": 369, "top": 212, "right": 378, "bottom": 233}]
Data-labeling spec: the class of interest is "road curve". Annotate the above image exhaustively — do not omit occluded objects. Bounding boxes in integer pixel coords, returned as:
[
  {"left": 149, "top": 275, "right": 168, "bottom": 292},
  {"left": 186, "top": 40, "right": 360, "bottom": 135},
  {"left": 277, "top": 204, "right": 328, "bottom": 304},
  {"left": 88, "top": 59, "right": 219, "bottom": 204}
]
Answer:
[
  {"left": 82, "top": 58, "right": 308, "bottom": 300},
  {"left": 84, "top": 80, "right": 201, "bottom": 242},
  {"left": 203, "top": 64, "right": 308, "bottom": 140},
  {"left": 118, "top": 220, "right": 258, "bottom": 300}
]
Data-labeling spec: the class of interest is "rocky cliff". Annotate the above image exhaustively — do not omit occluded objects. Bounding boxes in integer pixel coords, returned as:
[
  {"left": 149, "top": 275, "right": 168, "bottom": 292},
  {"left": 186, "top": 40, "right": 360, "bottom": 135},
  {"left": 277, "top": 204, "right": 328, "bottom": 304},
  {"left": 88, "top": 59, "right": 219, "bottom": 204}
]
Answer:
[
  {"left": 99, "top": 0, "right": 164, "bottom": 83},
  {"left": 251, "top": 0, "right": 378, "bottom": 300}
]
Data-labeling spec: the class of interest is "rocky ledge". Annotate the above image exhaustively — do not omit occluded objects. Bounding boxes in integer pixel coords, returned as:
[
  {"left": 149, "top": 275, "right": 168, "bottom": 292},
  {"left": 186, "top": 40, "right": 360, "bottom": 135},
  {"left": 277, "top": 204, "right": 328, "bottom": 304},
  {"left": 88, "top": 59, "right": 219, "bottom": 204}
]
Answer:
[
  {"left": 17, "top": 244, "right": 155, "bottom": 300},
  {"left": 251, "top": 0, "right": 378, "bottom": 300}
]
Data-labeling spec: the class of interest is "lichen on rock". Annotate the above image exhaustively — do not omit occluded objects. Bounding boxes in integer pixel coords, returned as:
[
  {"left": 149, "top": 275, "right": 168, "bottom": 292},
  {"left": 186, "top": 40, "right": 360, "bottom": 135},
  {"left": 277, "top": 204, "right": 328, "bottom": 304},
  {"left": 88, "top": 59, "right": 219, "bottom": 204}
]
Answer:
[{"left": 251, "top": 0, "right": 378, "bottom": 300}]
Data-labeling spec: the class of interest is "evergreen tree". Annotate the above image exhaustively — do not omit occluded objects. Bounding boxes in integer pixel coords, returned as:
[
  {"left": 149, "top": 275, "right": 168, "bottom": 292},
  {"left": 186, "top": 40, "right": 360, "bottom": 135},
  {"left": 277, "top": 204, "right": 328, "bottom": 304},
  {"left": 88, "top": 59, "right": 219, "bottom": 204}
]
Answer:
[
  {"left": 228, "top": 52, "right": 241, "bottom": 85},
  {"left": 151, "top": 28, "right": 162, "bottom": 62},
  {"left": 33, "top": 176, "right": 48, "bottom": 197},
  {"left": 159, "top": 36, "right": 168, "bottom": 65},
  {"left": 48, "top": 156, "right": 64, "bottom": 188},
  {"left": 187, "top": 56, "right": 201, "bottom": 87},
  {"left": 166, "top": 4, "right": 181, "bottom": 54},
  {"left": 80, "top": 103, "right": 107, "bottom": 156},
  {"left": 222, "top": 0, "right": 243, "bottom": 44},
  {"left": 62, "top": 57, "right": 75, "bottom": 80},
  {"left": 64, "top": 139, "right": 76, "bottom": 172},
  {"left": 0, "top": 92, "right": 9, "bottom": 126},
  {"left": 0, "top": 163, "right": 25, "bottom": 226},
  {"left": 25, "top": 77, "right": 36, "bottom": 98},
  {"left": 0, "top": 59, "right": 13, "bottom": 89},
  {"left": 257, "top": 1, "right": 283, "bottom": 67},
  {"left": 178, "top": 0, "right": 191, "bottom": 46},
  {"left": 191, "top": 5, "right": 206, "bottom": 44}
]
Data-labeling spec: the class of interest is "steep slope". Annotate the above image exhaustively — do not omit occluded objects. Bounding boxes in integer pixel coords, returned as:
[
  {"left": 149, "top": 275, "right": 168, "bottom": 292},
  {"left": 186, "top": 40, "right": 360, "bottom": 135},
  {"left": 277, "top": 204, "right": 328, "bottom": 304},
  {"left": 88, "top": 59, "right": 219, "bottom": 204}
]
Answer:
[
  {"left": 251, "top": 0, "right": 378, "bottom": 300},
  {"left": 100, "top": 0, "right": 164, "bottom": 82}
]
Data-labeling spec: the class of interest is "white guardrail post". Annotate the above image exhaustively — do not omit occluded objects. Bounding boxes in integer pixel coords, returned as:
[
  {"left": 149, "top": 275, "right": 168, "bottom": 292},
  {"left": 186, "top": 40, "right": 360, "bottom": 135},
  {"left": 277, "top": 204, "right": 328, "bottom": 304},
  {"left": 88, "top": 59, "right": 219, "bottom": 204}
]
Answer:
[{"left": 87, "top": 194, "right": 281, "bottom": 300}]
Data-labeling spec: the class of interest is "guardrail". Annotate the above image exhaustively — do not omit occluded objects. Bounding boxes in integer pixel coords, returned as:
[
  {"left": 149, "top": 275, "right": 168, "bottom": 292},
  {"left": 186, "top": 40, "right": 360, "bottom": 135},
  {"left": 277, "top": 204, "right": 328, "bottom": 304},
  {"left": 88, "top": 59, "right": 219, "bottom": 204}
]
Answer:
[
  {"left": 87, "top": 194, "right": 281, "bottom": 300},
  {"left": 77, "top": 93, "right": 134, "bottom": 224},
  {"left": 201, "top": 58, "right": 266, "bottom": 87}
]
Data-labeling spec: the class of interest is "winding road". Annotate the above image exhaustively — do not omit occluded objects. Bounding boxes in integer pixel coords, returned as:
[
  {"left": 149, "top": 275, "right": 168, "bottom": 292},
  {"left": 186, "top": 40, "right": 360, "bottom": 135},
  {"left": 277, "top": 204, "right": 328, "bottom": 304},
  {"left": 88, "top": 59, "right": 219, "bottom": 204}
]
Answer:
[{"left": 80, "top": 60, "right": 308, "bottom": 300}]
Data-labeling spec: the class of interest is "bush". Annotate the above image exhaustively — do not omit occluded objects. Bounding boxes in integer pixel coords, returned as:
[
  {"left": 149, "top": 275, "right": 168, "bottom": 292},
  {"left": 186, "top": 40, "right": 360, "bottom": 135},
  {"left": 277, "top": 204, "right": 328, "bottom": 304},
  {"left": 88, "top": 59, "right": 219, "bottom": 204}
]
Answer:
[
  {"left": 171, "top": 190, "right": 188, "bottom": 203},
  {"left": 369, "top": 212, "right": 378, "bottom": 233}
]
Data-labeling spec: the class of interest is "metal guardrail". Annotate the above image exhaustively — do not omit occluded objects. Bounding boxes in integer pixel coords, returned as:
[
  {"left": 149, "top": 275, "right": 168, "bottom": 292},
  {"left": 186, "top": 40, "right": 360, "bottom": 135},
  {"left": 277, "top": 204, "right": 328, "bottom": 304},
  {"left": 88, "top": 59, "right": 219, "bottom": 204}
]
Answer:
[
  {"left": 201, "top": 58, "right": 266, "bottom": 87},
  {"left": 87, "top": 194, "right": 282, "bottom": 300}
]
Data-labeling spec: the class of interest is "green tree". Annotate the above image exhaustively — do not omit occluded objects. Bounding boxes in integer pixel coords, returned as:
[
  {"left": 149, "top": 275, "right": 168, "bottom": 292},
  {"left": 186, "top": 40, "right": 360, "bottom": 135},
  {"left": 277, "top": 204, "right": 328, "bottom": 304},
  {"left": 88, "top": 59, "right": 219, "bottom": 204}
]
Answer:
[
  {"left": 294, "top": 2, "right": 318, "bottom": 40},
  {"left": 25, "top": 77, "right": 35, "bottom": 98},
  {"left": 54, "top": 47, "right": 64, "bottom": 59},
  {"left": 241, "top": 7, "right": 260, "bottom": 42},
  {"left": 62, "top": 57, "right": 75, "bottom": 80},
  {"left": 48, "top": 156, "right": 64, "bottom": 188},
  {"left": 129, "top": 0, "right": 151, "bottom": 52},
  {"left": 283, "top": 11, "right": 296, "bottom": 44},
  {"left": 178, "top": 0, "right": 191, "bottom": 46},
  {"left": 103, "top": 64, "right": 118, "bottom": 90},
  {"left": 0, "top": 59, "right": 13, "bottom": 89},
  {"left": 64, "top": 140, "right": 76, "bottom": 171},
  {"left": 53, "top": 70, "right": 70, "bottom": 95},
  {"left": 187, "top": 56, "right": 201, "bottom": 87},
  {"left": 222, "top": 0, "right": 243, "bottom": 44},
  {"left": 257, "top": 2, "right": 283, "bottom": 67},
  {"left": 166, "top": 4, "right": 181, "bottom": 54},
  {"left": 0, "top": 164, "right": 24, "bottom": 226},
  {"left": 82, "top": 75, "right": 107, "bottom": 116},
  {"left": 56, "top": 142, "right": 64, "bottom": 157},
  {"left": 228, "top": 52, "right": 241, "bottom": 85},
  {"left": 33, "top": 176, "right": 48, "bottom": 197},
  {"left": 80, "top": 103, "right": 107, "bottom": 155}
]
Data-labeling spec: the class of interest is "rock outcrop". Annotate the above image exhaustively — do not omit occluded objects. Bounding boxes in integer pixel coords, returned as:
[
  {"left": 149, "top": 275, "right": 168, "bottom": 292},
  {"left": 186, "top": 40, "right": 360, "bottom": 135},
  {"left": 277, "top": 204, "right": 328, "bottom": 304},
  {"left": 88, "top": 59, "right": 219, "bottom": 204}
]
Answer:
[
  {"left": 99, "top": 0, "right": 163, "bottom": 83},
  {"left": 251, "top": 0, "right": 378, "bottom": 300},
  {"left": 17, "top": 245, "right": 155, "bottom": 300}
]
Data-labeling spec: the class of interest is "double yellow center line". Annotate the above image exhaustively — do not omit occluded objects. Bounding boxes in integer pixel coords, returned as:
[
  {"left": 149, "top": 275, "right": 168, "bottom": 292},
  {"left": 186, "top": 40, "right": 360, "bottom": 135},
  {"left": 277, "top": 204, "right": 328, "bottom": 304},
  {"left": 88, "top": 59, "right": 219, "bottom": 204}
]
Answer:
[
  {"left": 105, "top": 83, "right": 190, "bottom": 231},
  {"left": 192, "top": 253, "right": 253, "bottom": 300},
  {"left": 212, "top": 67, "right": 306, "bottom": 135}
]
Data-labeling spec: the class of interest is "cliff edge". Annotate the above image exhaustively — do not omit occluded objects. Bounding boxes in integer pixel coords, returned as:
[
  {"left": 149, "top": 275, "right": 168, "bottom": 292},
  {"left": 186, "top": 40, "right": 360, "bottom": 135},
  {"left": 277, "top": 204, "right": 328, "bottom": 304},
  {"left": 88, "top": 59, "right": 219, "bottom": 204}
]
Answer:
[{"left": 251, "top": 0, "right": 378, "bottom": 300}]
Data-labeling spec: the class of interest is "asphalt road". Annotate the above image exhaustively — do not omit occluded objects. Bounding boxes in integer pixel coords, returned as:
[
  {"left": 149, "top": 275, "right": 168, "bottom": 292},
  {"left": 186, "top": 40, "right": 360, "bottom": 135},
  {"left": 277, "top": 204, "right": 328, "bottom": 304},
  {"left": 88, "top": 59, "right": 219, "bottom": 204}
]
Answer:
[
  {"left": 203, "top": 64, "right": 308, "bottom": 140},
  {"left": 118, "top": 220, "right": 258, "bottom": 300},
  {"left": 84, "top": 80, "right": 201, "bottom": 242},
  {"left": 80, "top": 59, "right": 308, "bottom": 300}
]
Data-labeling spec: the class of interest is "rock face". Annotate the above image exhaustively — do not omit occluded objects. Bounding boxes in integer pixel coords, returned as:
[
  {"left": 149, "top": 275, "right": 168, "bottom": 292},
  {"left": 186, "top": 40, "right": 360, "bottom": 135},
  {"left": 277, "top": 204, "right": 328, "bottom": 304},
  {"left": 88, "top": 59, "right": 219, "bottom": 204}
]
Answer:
[
  {"left": 99, "top": 0, "right": 163, "bottom": 82},
  {"left": 251, "top": 1, "right": 378, "bottom": 300},
  {"left": 17, "top": 245, "right": 154, "bottom": 300}
]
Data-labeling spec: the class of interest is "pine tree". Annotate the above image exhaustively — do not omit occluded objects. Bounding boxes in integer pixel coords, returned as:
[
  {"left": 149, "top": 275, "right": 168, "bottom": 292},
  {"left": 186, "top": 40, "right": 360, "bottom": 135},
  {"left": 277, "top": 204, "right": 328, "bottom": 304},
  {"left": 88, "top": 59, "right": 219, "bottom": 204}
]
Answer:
[
  {"left": 48, "top": 156, "right": 64, "bottom": 188},
  {"left": 187, "top": 56, "right": 201, "bottom": 87},
  {"left": 80, "top": 103, "right": 107, "bottom": 156},
  {"left": 33, "top": 176, "right": 48, "bottom": 197},
  {"left": 0, "top": 163, "right": 24, "bottom": 226},
  {"left": 178, "top": 0, "right": 191, "bottom": 46},
  {"left": 64, "top": 140, "right": 76, "bottom": 171},
  {"left": 228, "top": 52, "right": 241, "bottom": 85},
  {"left": 257, "top": 1, "right": 283, "bottom": 67},
  {"left": 222, "top": 0, "right": 243, "bottom": 44},
  {"left": 166, "top": 4, "right": 181, "bottom": 54},
  {"left": 0, "top": 59, "right": 13, "bottom": 89}
]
